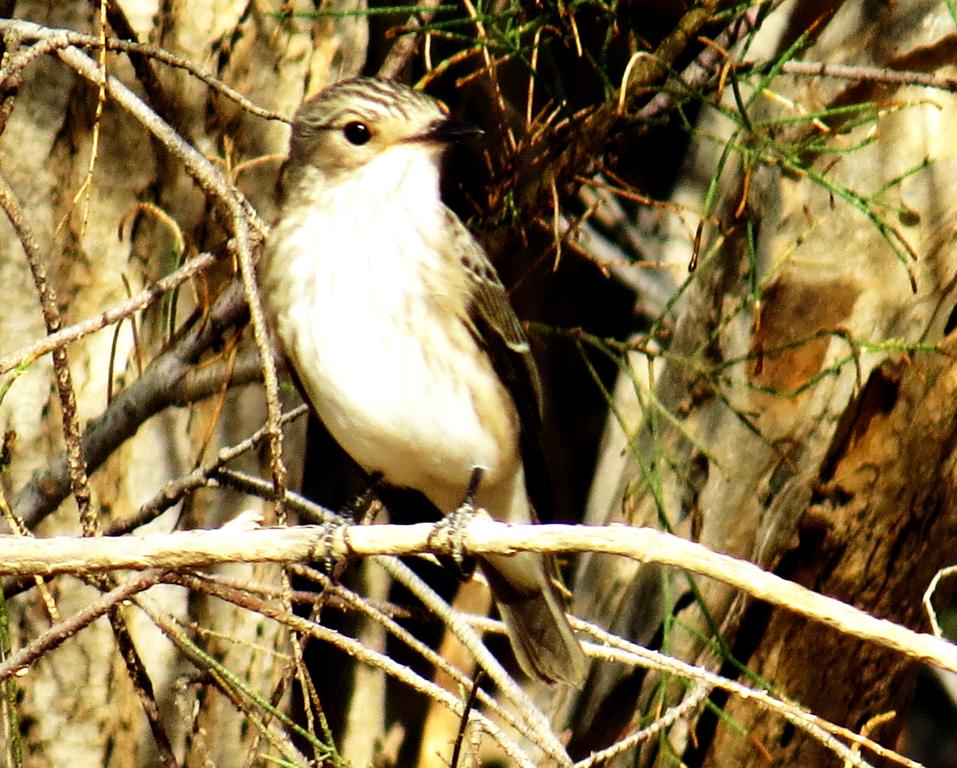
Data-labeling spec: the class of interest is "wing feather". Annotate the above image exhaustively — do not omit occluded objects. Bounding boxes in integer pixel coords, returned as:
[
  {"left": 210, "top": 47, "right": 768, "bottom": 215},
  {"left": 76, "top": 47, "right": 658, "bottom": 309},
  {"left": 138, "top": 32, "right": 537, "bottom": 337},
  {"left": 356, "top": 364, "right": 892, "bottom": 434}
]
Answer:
[{"left": 446, "top": 212, "right": 553, "bottom": 523}]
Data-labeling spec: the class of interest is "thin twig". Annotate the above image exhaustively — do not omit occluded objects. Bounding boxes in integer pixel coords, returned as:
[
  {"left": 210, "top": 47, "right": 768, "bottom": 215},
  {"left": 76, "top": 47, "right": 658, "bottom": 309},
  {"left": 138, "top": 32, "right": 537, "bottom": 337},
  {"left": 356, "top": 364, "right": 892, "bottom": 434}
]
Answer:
[
  {"left": 207, "top": 472, "right": 571, "bottom": 760},
  {"left": 0, "top": 171, "right": 95, "bottom": 534},
  {"left": 48, "top": 31, "right": 265, "bottom": 231},
  {"left": 777, "top": 59, "right": 957, "bottom": 93},
  {"left": 0, "top": 248, "right": 220, "bottom": 376},
  {"left": 103, "top": 0, "right": 182, "bottom": 131},
  {"left": 450, "top": 672, "right": 483, "bottom": 768},
  {"left": 379, "top": 556, "right": 571, "bottom": 766},
  {"left": 107, "top": 609, "right": 179, "bottom": 767},
  {"left": 52, "top": 34, "right": 286, "bottom": 507},
  {"left": 0, "top": 20, "right": 287, "bottom": 122},
  {"left": 137, "top": 594, "right": 319, "bottom": 765},
  {"left": 634, "top": 5, "right": 765, "bottom": 122},
  {"left": 580, "top": 628, "right": 910, "bottom": 768},
  {"left": 377, "top": 0, "right": 445, "bottom": 80},
  {"left": 228, "top": 215, "right": 287, "bottom": 520},
  {"left": 573, "top": 683, "right": 710, "bottom": 767},
  {"left": 3, "top": 30, "right": 285, "bottom": 530},
  {"left": 104, "top": 405, "right": 308, "bottom": 537},
  {"left": 0, "top": 570, "right": 165, "bottom": 679}
]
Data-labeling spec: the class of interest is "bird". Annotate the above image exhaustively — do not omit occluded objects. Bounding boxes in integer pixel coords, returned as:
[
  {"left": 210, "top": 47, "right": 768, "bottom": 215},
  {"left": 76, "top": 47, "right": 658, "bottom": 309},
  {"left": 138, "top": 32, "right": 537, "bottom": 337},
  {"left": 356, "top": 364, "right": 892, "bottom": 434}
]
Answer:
[{"left": 259, "top": 76, "right": 586, "bottom": 685}]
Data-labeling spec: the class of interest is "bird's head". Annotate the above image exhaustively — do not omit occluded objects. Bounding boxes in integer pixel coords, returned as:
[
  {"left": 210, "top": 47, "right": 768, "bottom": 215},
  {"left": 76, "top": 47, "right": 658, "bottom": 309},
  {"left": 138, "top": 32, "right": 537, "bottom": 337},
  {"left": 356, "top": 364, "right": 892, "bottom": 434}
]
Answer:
[{"left": 287, "top": 78, "right": 482, "bottom": 186}]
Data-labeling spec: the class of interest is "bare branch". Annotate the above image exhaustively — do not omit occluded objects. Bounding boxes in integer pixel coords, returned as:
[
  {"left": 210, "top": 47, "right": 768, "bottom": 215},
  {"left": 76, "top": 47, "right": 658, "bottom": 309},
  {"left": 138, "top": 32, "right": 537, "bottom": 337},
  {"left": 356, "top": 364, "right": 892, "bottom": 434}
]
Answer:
[
  {"left": 46, "top": 28, "right": 282, "bottom": 493},
  {"left": 0, "top": 521, "right": 954, "bottom": 677},
  {"left": 777, "top": 59, "right": 957, "bottom": 93},
  {"left": 377, "top": 0, "right": 445, "bottom": 80},
  {"left": 377, "top": 555, "right": 570, "bottom": 765},
  {"left": 104, "top": 405, "right": 307, "bottom": 538},
  {"left": 579, "top": 626, "right": 919, "bottom": 768},
  {"left": 1, "top": 21, "right": 289, "bottom": 531},
  {"left": 157, "top": 572, "right": 542, "bottom": 768}
]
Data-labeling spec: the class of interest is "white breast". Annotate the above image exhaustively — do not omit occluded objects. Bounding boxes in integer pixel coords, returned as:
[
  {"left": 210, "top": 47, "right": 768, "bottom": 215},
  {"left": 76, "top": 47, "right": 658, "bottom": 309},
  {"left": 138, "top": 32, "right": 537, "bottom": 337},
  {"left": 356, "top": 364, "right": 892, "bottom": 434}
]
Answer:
[{"left": 262, "top": 147, "right": 521, "bottom": 512}]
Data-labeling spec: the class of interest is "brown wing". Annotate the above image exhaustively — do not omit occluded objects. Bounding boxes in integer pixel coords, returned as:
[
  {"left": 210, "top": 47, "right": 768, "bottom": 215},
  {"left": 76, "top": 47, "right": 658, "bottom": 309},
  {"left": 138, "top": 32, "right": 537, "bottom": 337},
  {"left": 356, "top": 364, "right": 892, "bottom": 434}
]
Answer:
[{"left": 449, "top": 213, "right": 553, "bottom": 523}]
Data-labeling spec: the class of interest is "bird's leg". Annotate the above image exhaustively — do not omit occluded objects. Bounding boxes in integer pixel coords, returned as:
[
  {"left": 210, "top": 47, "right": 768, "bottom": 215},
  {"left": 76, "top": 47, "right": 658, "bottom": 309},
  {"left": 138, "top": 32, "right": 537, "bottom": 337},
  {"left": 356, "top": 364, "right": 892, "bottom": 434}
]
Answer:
[
  {"left": 462, "top": 466, "right": 484, "bottom": 509},
  {"left": 429, "top": 467, "right": 484, "bottom": 576},
  {"left": 341, "top": 470, "right": 384, "bottom": 521}
]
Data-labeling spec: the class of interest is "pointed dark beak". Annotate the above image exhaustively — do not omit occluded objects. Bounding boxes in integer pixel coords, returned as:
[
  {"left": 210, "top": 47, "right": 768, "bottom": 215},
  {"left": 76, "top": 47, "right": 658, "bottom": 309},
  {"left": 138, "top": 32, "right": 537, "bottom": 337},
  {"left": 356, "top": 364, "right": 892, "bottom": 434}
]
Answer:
[{"left": 420, "top": 118, "right": 484, "bottom": 144}]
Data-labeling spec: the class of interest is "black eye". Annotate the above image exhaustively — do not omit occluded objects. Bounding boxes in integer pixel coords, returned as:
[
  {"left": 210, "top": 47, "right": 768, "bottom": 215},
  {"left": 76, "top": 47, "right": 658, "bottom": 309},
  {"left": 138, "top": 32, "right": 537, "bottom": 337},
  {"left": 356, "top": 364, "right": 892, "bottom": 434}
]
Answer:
[{"left": 343, "top": 121, "right": 371, "bottom": 145}]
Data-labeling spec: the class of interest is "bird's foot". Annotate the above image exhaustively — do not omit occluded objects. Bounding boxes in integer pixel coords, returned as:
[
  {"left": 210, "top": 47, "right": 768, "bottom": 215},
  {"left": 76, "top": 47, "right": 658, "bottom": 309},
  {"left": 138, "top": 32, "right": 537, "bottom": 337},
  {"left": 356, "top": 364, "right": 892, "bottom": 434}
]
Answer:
[
  {"left": 429, "top": 503, "right": 479, "bottom": 580},
  {"left": 429, "top": 468, "right": 485, "bottom": 579},
  {"left": 324, "top": 472, "right": 383, "bottom": 572}
]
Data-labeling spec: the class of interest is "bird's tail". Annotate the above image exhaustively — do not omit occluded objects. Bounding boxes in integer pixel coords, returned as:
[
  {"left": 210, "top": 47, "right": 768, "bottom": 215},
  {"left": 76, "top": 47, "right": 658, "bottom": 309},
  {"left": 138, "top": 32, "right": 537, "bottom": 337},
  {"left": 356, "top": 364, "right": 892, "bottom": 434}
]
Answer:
[{"left": 480, "top": 553, "right": 587, "bottom": 686}]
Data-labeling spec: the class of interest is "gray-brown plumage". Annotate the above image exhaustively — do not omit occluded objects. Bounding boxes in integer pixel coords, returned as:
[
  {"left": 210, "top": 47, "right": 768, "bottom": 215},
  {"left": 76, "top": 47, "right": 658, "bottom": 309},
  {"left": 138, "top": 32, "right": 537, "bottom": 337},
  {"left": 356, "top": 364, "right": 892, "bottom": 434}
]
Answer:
[{"left": 259, "top": 77, "right": 586, "bottom": 685}]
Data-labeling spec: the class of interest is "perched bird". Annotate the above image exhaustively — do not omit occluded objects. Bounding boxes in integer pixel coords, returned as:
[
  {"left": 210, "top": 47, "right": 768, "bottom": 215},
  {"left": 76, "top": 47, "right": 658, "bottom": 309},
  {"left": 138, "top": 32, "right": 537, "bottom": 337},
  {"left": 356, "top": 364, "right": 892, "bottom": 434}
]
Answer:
[{"left": 259, "top": 77, "right": 586, "bottom": 685}]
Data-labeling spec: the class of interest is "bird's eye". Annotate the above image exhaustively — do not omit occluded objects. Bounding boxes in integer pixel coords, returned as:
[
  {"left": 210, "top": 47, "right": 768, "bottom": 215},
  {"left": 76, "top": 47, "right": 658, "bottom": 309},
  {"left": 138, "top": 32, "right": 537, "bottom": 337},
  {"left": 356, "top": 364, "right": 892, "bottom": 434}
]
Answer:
[{"left": 343, "top": 121, "right": 371, "bottom": 145}]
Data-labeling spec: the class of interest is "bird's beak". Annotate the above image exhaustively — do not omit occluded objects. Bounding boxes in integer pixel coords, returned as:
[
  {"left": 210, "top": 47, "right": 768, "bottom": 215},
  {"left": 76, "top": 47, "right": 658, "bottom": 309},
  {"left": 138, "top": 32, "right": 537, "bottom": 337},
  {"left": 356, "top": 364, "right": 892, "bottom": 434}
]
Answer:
[{"left": 417, "top": 118, "right": 484, "bottom": 144}]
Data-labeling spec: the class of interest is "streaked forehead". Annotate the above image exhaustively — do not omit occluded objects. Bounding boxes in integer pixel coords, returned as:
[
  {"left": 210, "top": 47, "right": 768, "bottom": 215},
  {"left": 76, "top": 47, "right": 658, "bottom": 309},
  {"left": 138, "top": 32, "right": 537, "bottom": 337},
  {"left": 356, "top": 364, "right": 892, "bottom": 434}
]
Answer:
[{"left": 295, "top": 78, "right": 445, "bottom": 129}]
